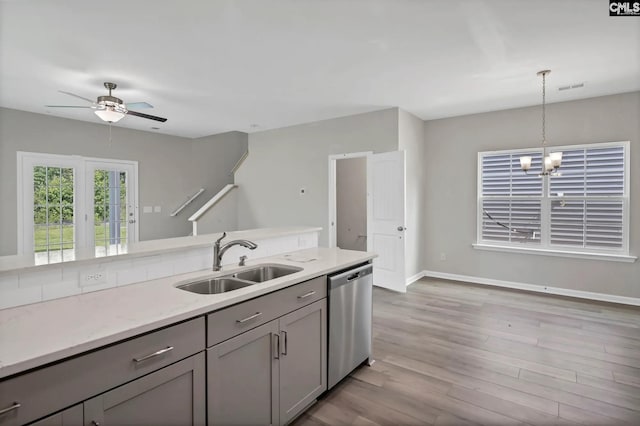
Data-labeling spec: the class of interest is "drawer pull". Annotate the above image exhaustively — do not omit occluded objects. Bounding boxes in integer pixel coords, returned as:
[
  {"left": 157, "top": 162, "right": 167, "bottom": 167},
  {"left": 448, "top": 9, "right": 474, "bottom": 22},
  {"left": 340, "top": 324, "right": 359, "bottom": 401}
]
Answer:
[
  {"left": 133, "top": 346, "right": 174, "bottom": 363},
  {"left": 297, "top": 290, "right": 316, "bottom": 300},
  {"left": 0, "top": 402, "right": 21, "bottom": 415},
  {"left": 237, "top": 312, "right": 262, "bottom": 324}
]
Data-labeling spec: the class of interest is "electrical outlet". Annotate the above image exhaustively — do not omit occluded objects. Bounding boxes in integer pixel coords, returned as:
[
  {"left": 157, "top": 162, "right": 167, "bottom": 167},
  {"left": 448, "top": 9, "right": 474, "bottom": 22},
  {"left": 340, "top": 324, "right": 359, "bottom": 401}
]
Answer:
[
  {"left": 440, "top": 252, "right": 447, "bottom": 261},
  {"left": 80, "top": 269, "right": 108, "bottom": 286}
]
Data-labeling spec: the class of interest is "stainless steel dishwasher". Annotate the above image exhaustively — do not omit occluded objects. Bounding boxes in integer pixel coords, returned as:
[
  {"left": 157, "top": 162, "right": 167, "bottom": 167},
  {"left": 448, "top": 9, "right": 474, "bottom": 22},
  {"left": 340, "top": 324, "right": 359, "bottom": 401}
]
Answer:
[{"left": 327, "top": 262, "right": 373, "bottom": 389}]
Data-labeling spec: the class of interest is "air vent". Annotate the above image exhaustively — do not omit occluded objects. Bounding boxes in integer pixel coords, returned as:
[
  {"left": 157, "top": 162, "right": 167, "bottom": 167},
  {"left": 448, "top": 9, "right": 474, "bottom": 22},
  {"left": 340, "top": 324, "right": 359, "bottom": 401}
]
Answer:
[{"left": 558, "top": 82, "right": 585, "bottom": 91}]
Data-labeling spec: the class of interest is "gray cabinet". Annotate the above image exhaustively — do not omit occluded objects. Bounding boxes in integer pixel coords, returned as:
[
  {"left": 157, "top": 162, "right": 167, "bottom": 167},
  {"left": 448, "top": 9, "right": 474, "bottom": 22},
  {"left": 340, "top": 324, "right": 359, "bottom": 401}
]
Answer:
[
  {"left": 0, "top": 318, "right": 205, "bottom": 426},
  {"left": 207, "top": 321, "right": 280, "bottom": 426},
  {"left": 207, "top": 299, "right": 327, "bottom": 426},
  {"left": 279, "top": 299, "right": 327, "bottom": 425},
  {"left": 29, "top": 405, "right": 83, "bottom": 426},
  {"left": 84, "top": 352, "right": 206, "bottom": 426}
]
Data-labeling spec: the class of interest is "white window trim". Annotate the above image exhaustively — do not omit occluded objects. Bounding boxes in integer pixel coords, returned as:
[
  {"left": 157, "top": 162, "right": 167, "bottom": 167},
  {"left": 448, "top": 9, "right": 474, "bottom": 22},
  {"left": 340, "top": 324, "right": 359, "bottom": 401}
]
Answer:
[
  {"left": 472, "top": 243, "right": 637, "bottom": 263},
  {"left": 476, "top": 141, "right": 634, "bottom": 262}
]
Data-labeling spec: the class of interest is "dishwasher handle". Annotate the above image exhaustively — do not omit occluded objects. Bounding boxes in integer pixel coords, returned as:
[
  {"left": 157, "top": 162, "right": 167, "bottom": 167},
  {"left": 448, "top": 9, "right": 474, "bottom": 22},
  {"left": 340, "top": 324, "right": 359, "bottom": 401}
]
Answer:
[{"left": 328, "top": 263, "right": 372, "bottom": 289}]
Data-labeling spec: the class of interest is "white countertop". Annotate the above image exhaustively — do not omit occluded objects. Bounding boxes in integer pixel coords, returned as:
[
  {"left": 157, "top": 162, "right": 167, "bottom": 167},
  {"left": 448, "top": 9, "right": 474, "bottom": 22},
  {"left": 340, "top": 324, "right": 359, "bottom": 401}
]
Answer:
[
  {"left": 0, "top": 247, "right": 375, "bottom": 379},
  {"left": 0, "top": 226, "right": 322, "bottom": 273}
]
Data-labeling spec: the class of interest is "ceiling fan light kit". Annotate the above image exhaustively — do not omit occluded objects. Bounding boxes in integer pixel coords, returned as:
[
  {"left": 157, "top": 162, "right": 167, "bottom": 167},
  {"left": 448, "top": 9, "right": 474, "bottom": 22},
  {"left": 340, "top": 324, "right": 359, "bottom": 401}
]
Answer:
[
  {"left": 94, "top": 106, "right": 125, "bottom": 123},
  {"left": 520, "top": 70, "right": 562, "bottom": 177},
  {"left": 46, "top": 82, "right": 167, "bottom": 124}
]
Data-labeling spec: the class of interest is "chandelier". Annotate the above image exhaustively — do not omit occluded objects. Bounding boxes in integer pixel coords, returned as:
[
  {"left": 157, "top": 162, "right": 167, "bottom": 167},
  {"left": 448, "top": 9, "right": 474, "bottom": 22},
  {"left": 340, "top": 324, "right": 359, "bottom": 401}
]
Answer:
[{"left": 520, "top": 70, "right": 562, "bottom": 176}]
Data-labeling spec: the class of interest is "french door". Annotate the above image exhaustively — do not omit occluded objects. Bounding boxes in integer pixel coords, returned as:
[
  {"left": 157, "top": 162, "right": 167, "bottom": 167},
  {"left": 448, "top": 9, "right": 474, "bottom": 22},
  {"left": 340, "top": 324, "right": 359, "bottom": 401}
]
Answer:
[
  {"left": 85, "top": 160, "right": 137, "bottom": 257},
  {"left": 17, "top": 152, "right": 138, "bottom": 264}
]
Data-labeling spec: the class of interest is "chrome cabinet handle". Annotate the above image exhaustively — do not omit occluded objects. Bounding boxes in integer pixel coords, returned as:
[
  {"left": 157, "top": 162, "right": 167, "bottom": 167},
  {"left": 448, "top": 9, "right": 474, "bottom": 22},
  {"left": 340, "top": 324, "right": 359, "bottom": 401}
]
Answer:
[
  {"left": 282, "top": 331, "right": 288, "bottom": 355},
  {"left": 273, "top": 334, "right": 280, "bottom": 359},
  {"left": 91, "top": 421, "right": 100, "bottom": 426},
  {"left": 297, "top": 290, "right": 316, "bottom": 300},
  {"left": 0, "top": 402, "right": 20, "bottom": 415},
  {"left": 133, "top": 346, "right": 174, "bottom": 363},
  {"left": 236, "top": 312, "right": 262, "bottom": 324}
]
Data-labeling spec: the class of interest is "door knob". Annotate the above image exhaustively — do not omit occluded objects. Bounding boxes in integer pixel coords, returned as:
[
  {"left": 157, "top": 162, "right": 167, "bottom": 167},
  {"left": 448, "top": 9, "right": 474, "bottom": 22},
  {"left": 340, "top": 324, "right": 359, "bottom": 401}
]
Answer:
[
  {"left": 397, "top": 226, "right": 406, "bottom": 231},
  {"left": 128, "top": 219, "right": 136, "bottom": 224}
]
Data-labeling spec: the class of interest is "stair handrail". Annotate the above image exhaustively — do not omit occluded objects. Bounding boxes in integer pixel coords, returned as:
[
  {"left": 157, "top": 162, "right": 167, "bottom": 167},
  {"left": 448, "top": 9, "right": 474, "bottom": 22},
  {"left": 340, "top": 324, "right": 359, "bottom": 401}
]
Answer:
[
  {"left": 188, "top": 184, "right": 237, "bottom": 223},
  {"left": 170, "top": 188, "right": 205, "bottom": 217}
]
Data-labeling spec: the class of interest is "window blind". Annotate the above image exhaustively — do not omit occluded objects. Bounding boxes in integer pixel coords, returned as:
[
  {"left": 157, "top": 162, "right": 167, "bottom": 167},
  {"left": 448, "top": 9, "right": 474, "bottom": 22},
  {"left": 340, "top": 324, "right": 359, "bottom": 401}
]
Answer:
[
  {"left": 549, "top": 146, "right": 624, "bottom": 197},
  {"left": 478, "top": 142, "right": 629, "bottom": 255},
  {"left": 481, "top": 151, "right": 542, "bottom": 245},
  {"left": 481, "top": 152, "right": 543, "bottom": 196}
]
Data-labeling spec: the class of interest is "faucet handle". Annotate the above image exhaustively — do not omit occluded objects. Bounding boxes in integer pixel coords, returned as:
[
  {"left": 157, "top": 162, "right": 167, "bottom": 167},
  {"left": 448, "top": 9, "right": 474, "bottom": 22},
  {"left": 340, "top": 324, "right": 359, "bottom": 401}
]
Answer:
[
  {"left": 239, "top": 255, "right": 248, "bottom": 266},
  {"left": 215, "top": 232, "right": 227, "bottom": 245}
]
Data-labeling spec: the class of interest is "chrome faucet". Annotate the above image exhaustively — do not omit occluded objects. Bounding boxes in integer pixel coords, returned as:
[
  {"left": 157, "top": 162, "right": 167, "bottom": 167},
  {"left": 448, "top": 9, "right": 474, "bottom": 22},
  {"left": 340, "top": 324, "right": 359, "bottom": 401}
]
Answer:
[{"left": 212, "top": 232, "right": 258, "bottom": 271}]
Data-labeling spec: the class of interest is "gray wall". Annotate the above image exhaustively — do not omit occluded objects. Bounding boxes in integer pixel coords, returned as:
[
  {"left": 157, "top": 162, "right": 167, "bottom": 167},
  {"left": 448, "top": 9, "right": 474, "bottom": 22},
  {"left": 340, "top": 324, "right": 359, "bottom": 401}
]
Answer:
[
  {"left": 399, "top": 109, "right": 426, "bottom": 280},
  {"left": 194, "top": 188, "right": 238, "bottom": 235},
  {"left": 0, "top": 107, "right": 247, "bottom": 255},
  {"left": 423, "top": 92, "right": 640, "bottom": 298},
  {"left": 336, "top": 157, "right": 367, "bottom": 251},
  {"left": 235, "top": 108, "right": 399, "bottom": 246}
]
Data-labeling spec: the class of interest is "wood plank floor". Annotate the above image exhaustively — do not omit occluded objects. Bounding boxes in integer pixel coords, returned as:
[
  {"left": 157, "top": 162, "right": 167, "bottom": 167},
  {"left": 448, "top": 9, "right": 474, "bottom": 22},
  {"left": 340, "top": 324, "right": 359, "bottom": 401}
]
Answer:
[{"left": 293, "top": 279, "right": 640, "bottom": 426}]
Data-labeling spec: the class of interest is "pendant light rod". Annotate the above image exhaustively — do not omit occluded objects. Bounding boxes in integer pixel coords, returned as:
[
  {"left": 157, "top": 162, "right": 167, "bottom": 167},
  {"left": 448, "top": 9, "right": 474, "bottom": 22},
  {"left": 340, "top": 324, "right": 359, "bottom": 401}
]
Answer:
[
  {"left": 538, "top": 70, "right": 550, "bottom": 147},
  {"left": 520, "top": 69, "right": 561, "bottom": 176}
]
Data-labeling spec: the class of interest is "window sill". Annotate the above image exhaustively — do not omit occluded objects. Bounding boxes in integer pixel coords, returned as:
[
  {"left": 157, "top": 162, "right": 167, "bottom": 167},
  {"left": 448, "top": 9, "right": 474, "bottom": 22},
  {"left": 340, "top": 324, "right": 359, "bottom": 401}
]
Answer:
[{"left": 472, "top": 243, "right": 637, "bottom": 263}]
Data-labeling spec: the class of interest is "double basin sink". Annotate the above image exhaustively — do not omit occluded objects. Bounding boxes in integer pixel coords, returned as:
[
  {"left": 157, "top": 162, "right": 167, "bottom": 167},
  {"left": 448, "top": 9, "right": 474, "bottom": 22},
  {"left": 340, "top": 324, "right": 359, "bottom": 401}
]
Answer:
[{"left": 176, "top": 264, "right": 303, "bottom": 295}]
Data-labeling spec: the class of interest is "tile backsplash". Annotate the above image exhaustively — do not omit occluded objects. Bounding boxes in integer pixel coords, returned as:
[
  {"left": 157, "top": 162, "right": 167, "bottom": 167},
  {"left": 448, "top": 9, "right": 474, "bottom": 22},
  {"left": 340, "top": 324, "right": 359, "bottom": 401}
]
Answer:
[{"left": 0, "top": 232, "right": 318, "bottom": 310}]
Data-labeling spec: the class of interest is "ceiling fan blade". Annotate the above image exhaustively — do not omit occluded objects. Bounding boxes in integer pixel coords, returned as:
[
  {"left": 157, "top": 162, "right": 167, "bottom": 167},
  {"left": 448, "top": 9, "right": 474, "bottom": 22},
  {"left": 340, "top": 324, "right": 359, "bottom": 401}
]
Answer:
[
  {"left": 59, "top": 90, "right": 96, "bottom": 104},
  {"left": 45, "top": 105, "right": 91, "bottom": 108},
  {"left": 126, "top": 110, "right": 167, "bottom": 122},
  {"left": 126, "top": 102, "right": 153, "bottom": 110}
]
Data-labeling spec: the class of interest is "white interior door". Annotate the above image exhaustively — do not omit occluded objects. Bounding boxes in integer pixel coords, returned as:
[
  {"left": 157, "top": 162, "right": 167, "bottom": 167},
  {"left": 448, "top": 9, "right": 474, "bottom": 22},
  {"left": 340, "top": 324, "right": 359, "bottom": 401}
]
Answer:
[
  {"left": 367, "top": 150, "right": 406, "bottom": 293},
  {"left": 85, "top": 160, "right": 138, "bottom": 257}
]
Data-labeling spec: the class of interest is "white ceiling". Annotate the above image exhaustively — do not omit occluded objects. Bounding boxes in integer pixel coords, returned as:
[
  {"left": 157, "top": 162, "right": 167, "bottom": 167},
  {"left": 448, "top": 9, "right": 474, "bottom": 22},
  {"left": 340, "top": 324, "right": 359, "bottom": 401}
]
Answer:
[{"left": 1, "top": 0, "right": 638, "bottom": 138}]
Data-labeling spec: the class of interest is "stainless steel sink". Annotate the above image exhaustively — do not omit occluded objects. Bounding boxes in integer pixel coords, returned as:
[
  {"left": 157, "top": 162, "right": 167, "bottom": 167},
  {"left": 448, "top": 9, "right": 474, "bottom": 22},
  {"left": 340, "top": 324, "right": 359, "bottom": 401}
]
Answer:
[
  {"left": 176, "top": 277, "right": 253, "bottom": 295},
  {"left": 231, "top": 264, "right": 303, "bottom": 283},
  {"left": 176, "top": 263, "right": 303, "bottom": 294}
]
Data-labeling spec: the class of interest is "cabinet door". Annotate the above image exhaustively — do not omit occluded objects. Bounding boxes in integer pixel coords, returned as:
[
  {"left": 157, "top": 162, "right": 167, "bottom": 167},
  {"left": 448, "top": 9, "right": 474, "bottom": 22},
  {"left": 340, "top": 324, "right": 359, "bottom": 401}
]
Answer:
[
  {"left": 83, "top": 352, "right": 205, "bottom": 426},
  {"left": 29, "top": 405, "right": 83, "bottom": 426},
  {"left": 207, "top": 320, "right": 280, "bottom": 426},
  {"left": 279, "top": 299, "right": 327, "bottom": 425}
]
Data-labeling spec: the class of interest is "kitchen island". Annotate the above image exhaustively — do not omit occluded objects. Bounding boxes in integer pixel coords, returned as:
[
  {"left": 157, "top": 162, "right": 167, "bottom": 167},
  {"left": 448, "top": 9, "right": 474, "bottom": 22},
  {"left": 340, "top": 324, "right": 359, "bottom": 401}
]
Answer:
[{"left": 0, "top": 246, "right": 375, "bottom": 425}]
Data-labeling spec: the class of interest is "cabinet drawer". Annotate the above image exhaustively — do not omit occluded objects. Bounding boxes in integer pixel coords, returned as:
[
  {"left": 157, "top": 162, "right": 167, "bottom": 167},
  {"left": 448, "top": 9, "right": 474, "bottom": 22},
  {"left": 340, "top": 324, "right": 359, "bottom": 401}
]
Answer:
[
  {"left": 207, "top": 275, "right": 326, "bottom": 347},
  {"left": 0, "top": 317, "right": 204, "bottom": 426}
]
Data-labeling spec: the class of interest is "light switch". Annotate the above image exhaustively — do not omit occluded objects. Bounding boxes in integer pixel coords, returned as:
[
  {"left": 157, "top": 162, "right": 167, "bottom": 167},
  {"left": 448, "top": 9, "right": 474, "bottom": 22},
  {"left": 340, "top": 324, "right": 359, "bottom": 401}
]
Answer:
[
  {"left": 143, "top": 206, "right": 152, "bottom": 214},
  {"left": 154, "top": 206, "right": 162, "bottom": 213}
]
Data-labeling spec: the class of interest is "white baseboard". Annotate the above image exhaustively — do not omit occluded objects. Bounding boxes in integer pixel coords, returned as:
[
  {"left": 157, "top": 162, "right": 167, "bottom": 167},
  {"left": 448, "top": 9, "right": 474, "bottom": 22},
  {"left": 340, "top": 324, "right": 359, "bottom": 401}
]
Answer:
[
  {"left": 406, "top": 271, "right": 426, "bottom": 287},
  {"left": 422, "top": 270, "right": 640, "bottom": 307}
]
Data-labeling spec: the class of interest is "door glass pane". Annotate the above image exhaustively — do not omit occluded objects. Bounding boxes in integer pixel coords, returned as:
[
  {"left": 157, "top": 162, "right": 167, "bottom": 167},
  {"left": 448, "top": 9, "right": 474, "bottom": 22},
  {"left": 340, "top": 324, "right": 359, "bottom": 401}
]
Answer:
[
  {"left": 94, "top": 169, "right": 129, "bottom": 257},
  {"left": 33, "top": 166, "right": 75, "bottom": 265}
]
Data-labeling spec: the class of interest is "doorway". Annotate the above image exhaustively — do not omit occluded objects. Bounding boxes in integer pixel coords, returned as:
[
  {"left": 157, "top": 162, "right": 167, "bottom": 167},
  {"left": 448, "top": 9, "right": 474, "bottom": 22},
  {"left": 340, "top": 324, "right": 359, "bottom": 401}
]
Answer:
[
  {"left": 17, "top": 152, "right": 139, "bottom": 264},
  {"left": 328, "top": 152, "right": 370, "bottom": 251},
  {"left": 336, "top": 156, "right": 368, "bottom": 251},
  {"left": 328, "top": 151, "right": 407, "bottom": 293}
]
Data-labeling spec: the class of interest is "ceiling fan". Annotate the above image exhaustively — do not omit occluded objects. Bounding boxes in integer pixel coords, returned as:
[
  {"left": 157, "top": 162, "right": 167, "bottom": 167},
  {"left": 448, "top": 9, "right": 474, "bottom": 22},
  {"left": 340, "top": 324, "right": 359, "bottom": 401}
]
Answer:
[{"left": 46, "top": 82, "right": 167, "bottom": 123}]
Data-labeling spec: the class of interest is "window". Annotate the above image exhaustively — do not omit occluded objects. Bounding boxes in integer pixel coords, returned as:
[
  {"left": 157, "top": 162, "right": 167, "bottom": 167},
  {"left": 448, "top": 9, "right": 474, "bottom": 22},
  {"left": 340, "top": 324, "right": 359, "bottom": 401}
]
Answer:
[
  {"left": 17, "top": 152, "right": 139, "bottom": 265},
  {"left": 477, "top": 141, "right": 631, "bottom": 259}
]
